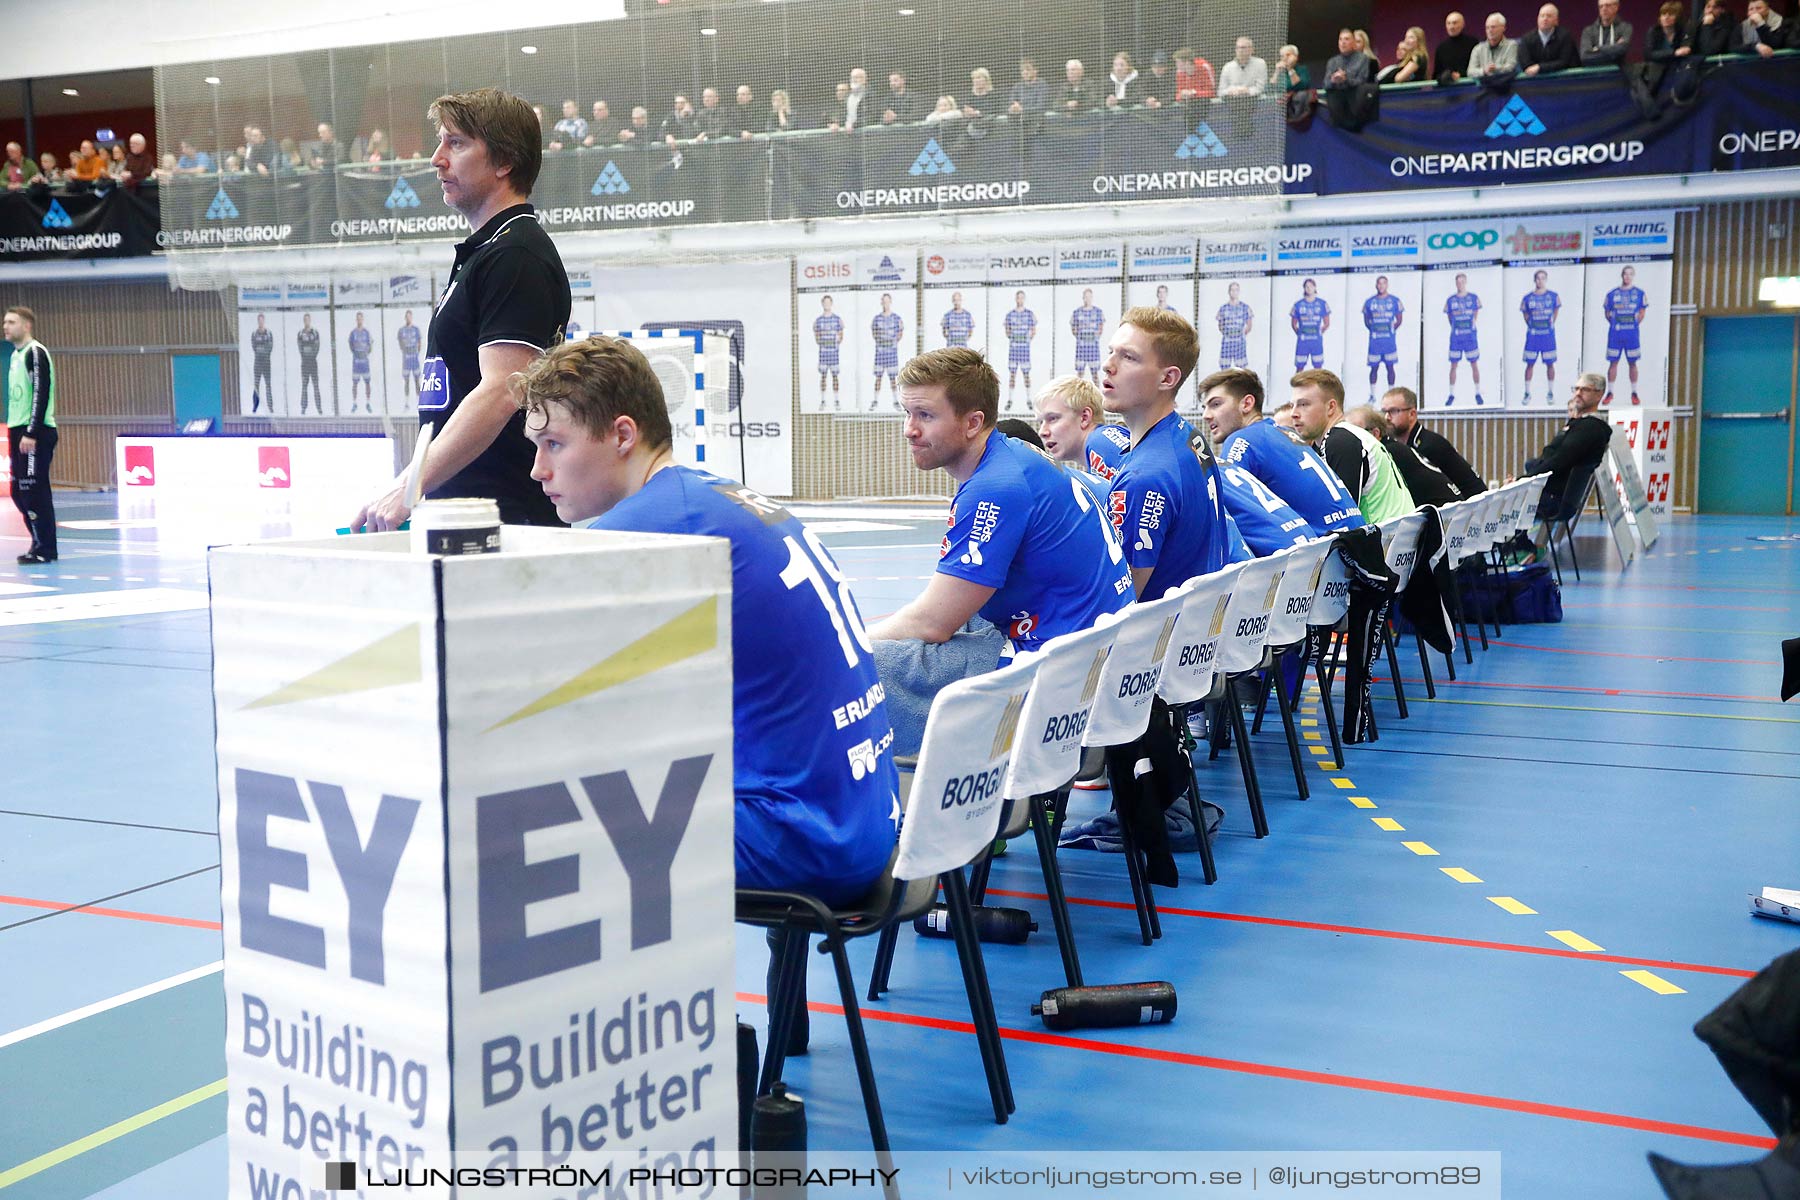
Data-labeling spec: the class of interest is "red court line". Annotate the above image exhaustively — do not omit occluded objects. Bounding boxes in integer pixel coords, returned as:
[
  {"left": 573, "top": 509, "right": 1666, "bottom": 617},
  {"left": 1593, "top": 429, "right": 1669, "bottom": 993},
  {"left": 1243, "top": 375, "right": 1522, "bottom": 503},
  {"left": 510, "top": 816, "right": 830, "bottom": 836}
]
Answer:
[
  {"left": 0, "top": 893, "right": 222, "bottom": 931},
  {"left": 1484, "top": 640, "right": 1778, "bottom": 666},
  {"left": 983, "top": 889, "right": 1759, "bottom": 980},
  {"left": 736, "top": 991, "right": 1775, "bottom": 1150}
]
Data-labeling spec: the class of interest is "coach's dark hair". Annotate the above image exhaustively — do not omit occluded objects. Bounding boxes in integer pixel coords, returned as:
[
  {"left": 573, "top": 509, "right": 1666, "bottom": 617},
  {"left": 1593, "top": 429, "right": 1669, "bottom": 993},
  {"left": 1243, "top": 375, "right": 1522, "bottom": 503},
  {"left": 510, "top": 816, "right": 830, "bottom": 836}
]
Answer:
[
  {"left": 513, "top": 336, "right": 671, "bottom": 452},
  {"left": 898, "top": 347, "right": 999, "bottom": 426},
  {"left": 1196, "top": 367, "right": 1265, "bottom": 411},
  {"left": 429, "top": 88, "right": 543, "bottom": 196}
]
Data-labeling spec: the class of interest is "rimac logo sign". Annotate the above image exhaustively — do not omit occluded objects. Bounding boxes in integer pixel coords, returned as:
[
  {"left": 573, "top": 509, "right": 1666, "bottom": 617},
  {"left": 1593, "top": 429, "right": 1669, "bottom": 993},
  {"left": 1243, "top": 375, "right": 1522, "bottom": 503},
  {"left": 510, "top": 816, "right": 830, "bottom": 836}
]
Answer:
[
  {"left": 206, "top": 187, "right": 240, "bottom": 220},
  {"left": 1176, "top": 123, "right": 1228, "bottom": 159},
  {"left": 384, "top": 177, "right": 420, "bottom": 209},
  {"left": 592, "top": 160, "right": 631, "bottom": 195},
  {"left": 41, "top": 200, "right": 72, "bottom": 229},
  {"left": 909, "top": 138, "right": 955, "bottom": 176},
  {"left": 1486, "top": 96, "right": 1547, "bottom": 139}
]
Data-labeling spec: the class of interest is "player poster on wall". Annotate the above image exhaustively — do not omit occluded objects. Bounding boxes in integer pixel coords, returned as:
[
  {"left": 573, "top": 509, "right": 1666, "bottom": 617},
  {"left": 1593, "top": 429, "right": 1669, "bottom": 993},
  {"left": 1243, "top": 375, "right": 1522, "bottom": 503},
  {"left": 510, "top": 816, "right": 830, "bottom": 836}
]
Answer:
[
  {"left": 986, "top": 244, "right": 1055, "bottom": 415},
  {"left": 796, "top": 253, "right": 857, "bottom": 415},
  {"left": 1052, "top": 243, "right": 1121, "bottom": 389},
  {"left": 1582, "top": 210, "right": 1673, "bottom": 408},
  {"left": 332, "top": 276, "right": 383, "bottom": 416},
  {"left": 236, "top": 280, "right": 285, "bottom": 418},
  {"left": 921, "top": 249, "right": 988, "bottom": 361},
  {"left": 851, "top": 250, "right": 917, "bottom": 416},
  {"left": 1198, "top": 233, "right": 1274, "bottom": 399},
  {"left": 1421, "top": 264, "right": 1505, "bottom": 411},
  {"left": 283, "top": 279, "right": 334, "bottom": 417},
  {"left": 1270, "top": 229, "right": 1347, "bottom": 398},
  {"left": 1344, "top": 269, "right": 1423, "bottom": 409},
  {"left": 381, "top": 271, "right": 432, "bottom": 417},
  {"left": 1127, "top": 239, "right": 1197, "bottom": 412},
  {"left": 566, "top": 267, "right": 597, "bottom": 342},
  {"left": 1498, "top": 214, "right": 1588, "bottom": 410}
]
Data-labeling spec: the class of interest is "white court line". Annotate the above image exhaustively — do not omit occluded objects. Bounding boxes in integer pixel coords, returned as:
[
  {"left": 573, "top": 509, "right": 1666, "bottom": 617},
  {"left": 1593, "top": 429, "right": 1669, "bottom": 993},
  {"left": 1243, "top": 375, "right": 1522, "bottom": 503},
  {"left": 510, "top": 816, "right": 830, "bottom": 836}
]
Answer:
[
  {"left": 0, "top": 960, "right": 223, "bottom": 1049},
  {"left": 827, "top": 542, "right": 943, "bottom": 552},
  {"left": 0, "top": 588, "right": 208, "bottom": 627}
]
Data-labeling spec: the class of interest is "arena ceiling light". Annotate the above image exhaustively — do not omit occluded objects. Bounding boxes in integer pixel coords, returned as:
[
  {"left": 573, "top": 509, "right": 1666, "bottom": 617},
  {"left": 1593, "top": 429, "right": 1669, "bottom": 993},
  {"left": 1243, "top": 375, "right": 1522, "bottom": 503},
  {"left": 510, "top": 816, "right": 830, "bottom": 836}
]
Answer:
[
  {"left": 1759, "top": 277, "right": 1800, "bottom": 308},
  {"left": 520, "top": 45, "right": 538, "bottom": 54},
  {"left": 700, "top": 26, "right": 717, "bottom": 35},
  {"left": 204, "top": 76, "right": 221, "bottom": 86},
  {"left": 62, "top": 88, "right": 79, "bottom": 96},
  {"left": 898, "top": 7, "right": 915, "bottom": 13}
]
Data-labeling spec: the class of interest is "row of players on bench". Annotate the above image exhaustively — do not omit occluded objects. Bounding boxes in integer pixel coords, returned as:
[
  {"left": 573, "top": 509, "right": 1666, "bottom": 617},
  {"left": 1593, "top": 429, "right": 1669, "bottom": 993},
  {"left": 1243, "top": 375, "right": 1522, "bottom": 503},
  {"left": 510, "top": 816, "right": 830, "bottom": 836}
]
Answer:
[
  {"left": 520, "top": 305, "right": 1511, "bottom": 904},
  {"left": 816, "top": 266, "right": 1652, "bottom": 411}
]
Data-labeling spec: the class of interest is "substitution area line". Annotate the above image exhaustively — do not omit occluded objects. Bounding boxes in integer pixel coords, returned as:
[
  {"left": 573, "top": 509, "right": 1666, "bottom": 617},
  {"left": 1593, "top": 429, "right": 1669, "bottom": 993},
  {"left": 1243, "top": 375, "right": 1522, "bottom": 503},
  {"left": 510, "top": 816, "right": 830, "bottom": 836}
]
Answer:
[{"left": 0, "top": 1078, "right": 227, "bottom": 1189}]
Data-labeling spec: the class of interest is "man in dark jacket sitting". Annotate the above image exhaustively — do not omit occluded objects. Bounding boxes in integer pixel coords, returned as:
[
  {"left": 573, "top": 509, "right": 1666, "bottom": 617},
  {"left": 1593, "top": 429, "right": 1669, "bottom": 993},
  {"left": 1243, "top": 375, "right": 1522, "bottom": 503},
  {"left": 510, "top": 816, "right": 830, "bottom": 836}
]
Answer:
[{"left": 1523, "top": 372, "right": 1613, "bottom": 519}]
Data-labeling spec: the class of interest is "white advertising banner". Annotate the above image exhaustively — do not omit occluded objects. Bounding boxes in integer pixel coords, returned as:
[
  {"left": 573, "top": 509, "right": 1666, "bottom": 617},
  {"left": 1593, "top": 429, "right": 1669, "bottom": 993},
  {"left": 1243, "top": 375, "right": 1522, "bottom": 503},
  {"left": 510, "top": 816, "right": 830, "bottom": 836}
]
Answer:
[
  {"left": 1127, "top": 240, "right": 1198, "bottom": 412},
  {"left": 1053, "top": 242, "right": 1122, "bottom": 385},
  {"left": 212, "top": 526, "right": 737, "bottom": 1196},
  {"left": 920, "top": 248, "right": 990, "bottom": 357},
  {"left": 986, "top": 245, "right": 1056, "bottom": 414}
]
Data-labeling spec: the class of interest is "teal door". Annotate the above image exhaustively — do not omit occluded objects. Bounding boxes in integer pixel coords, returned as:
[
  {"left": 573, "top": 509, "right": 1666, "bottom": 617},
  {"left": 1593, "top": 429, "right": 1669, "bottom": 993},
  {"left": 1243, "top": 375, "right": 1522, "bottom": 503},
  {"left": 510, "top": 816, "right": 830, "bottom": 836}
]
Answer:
[
  {"left": 1698, "top": 315, "right": 1797, "bottom": 515},
  {"left": 171, "top": 352, "right": 224, "bottom": 428}
]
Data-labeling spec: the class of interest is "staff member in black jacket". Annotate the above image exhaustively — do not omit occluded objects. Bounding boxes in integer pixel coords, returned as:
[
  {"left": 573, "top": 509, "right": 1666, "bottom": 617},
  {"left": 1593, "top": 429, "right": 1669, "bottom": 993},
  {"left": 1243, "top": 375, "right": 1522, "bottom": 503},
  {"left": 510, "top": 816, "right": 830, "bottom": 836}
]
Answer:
[
  {"left": 1379, "top": 386, "right": 1487, "bottom": 497},
  {"left": 4, "top": 306, "right": 56, "bottom": 564},
  {"left": 1522, "top": 373, "right": 1613, "bottom": 516},
  {"left": 354, "top": 87, "right": 571, "bottom": 532}
]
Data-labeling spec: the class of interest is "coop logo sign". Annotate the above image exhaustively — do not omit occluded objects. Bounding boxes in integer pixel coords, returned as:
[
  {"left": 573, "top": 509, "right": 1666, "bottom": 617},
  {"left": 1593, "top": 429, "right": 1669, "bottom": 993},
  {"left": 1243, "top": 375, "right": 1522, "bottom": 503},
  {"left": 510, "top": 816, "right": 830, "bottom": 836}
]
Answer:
[{"left": 1427, "top": 229, "right": 1499, "bottom": 250}]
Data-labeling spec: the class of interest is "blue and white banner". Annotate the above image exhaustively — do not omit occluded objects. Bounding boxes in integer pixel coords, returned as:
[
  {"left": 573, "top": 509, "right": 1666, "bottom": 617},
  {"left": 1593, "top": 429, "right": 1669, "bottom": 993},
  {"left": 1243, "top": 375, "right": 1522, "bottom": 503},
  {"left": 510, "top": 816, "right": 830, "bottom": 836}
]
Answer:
[
  {"left": 1346, "top": 225, "right": 1425, "bottom": 269},
  {"left": 1272, "top": 229, "right": 1346, "bottom": 272},
  {"left": 1586, "top": 210, "right": 1676, "bottom": 260},
  {"left": 1198, "top": 233, "right": 1272, "bottom": 277}
]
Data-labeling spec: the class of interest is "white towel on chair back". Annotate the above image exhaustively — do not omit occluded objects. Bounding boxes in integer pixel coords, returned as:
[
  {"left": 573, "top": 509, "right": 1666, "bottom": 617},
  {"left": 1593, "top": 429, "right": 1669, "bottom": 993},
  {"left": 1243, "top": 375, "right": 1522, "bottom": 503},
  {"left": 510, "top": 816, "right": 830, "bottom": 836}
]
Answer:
[
  {"left": 1004, "top": 613, "right": 1122, "bottom": 800},
  {"left": 1156, "top": 563, "right": 1241, "bottom": 706},
  {"left": 894, "top": 654, "right": 1040, "bottom": 882},
  {"left": 1080, "top": 593, "right": 1185, "bottom": 749}
]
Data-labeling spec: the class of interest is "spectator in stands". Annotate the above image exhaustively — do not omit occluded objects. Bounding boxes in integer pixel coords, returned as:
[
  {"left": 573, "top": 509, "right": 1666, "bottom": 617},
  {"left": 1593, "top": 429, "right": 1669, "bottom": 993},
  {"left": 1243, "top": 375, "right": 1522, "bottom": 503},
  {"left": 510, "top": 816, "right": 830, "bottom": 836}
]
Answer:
[
  {"left": 1104, "top": 52, "right": 1143, "bottom": 106},
  {"left": 1145, "top": 50, "right": 1178, "bottom": 105},
  {"left": 1008, "top": 57, "right": 1049, "bottom": 114},
  {"left": 243, "top": 126, "right": 276, "bottom": 175},
  {"left": 1219, "top": 37, "right": 1270, "bottom": 95},
  {"left": 1175, "top": 46, "right": 1217, "bottom": 98},
  {"left": 1354, "top": 29, "right": 1381, "bottom": 66},
  {"left": 223, "top": 153, "right": 244, "bottom": 172},
  {"left": 1522, "top": 373, "right": 1612, "bottom": 516},
  {"left": 154, "top": 153, "right": 177, "bottom": 182},
  {"left": 306, "top": 122, "right": 342, "bottom": 167},
  {"left": 765, "top": 89, "right": 796, "bottom": 134},
  {"left": 1470, "top": 13, "right": 1521, "bottom": 75},
  {"left": 35, "top": 152, "right": 64, "bottom": 188},
  {"left": 4, "top": 142, "right": 38, "bottom": 189},
  {"left": 274, "top": 137, "right": 304, "bottom": 174},
  {"left": 70, "top": 140, "right": 108, "bottom": 187},
  {"left": 1290, "top": 368, "right": 1415, "bottom": 523},
  {"left": 1345, "top": 406, "right": 1461, "bottom": 505},
  {"left": 584, "top": 101, "right": 619, "bottom": 146},
  {"left": 884, "top": 71, "right": 923, "bottom": 123},
  {"left": 1378, "top": 27, "right": 1430, "bottom": 82},
  {"left": 1693, "top": 0, "right": 1743, "bottom": 56},
  {"left": 1326, "top": 28, "right": 1374, "bottom": 87},
  {"left": 1521, "top": 4, "right": 1583, "bottom": 71},
  {"left": 662, "top": 94, "right": 698, "bottom": 145},
  {"left": 962, "top": 68, "right": 996, "bottom": 119},
  {"left": 1379, "top": 387, "right": 1486, "bottom": 496},
  {"left": 106, "top": 143, "right": 128, "bottom": 182},
  {"left": 824, "top": 82, "right": 851, "bottom": 129},
  {"left": 363, "top": 130, "right": 389, "bottom": 163},
  {"left": 1061, "top": 59, "right": 1097, "bottom": 111},
  {"left": 925, "top": 95, "right": 960, "bottom": 124},
  {"left": 175, "top": 139, "right": 213, "bottom": 173},
  {"left": 733, "top": 85, "right": 758, "bottom": 138},
  {"left": 1273, "top": 44, "right": 1311, "bottom": 91},
  {"left": 694, "top": 87, "right": 725, "bottom": 139},
  {"left": 622, "top": 106, "right": 649, "bottom": 142},
  {"left": 1580, "top": 0, "right": 1636, "bottom": 64},
  {"left": 1647, "top": 2, "right": 1697, "bottom": 89},
  {"left": 1740, "top": 0, "right": 1789, "bottom": 52},
  {"left": 1435, "top": 11, "right": 1480, "bottom": 81},
  {"left": 845, "top": 67, "right": 870, "bottom": 129},
  {"left": 549, "top": 99, "right": 587, "bottom": 150}
]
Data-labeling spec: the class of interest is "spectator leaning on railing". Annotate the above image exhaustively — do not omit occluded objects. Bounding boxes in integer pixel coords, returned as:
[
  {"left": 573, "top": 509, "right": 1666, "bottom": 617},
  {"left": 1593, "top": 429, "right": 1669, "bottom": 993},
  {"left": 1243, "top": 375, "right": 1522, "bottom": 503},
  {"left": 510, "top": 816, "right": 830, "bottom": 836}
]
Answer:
[
  {"left": 883, "top": 71, "right": 923, "bottom": 124},
  {"left": 1435, "top": 11, "right": 1480, "bottom": 81},
  {"left": 3, "top": 143, "right": 39, "bottom": 189},
  {"left": 1273, "top": 44, "right": 1311, "bottom": 91},
  {"left": 1378, "top": 27, "right": 1430, "bottom": 82},
  {"left": 1061, "top": 59, "right": 1096, "bottom": 112},
  {"left": 1175, "top": 46, "right": 1216, "bottom": 98},
  {"left": 1008, "top": 57, "right": 1049, "bottom": 115},
  {"left": 1581, "top": 0, "right": 1636, "bottom": 64},
  {"left": 1692, "top": 1, "right": 1743, "bottom": 57},
  {"left": 1219, "top": 37, "right": 1269, "bottom": 96},
  {"left": 694, "top": 87, "right": 725, "bottom": 139},
  {"left": 1104, "top": 52, "right": 1143, "bottom": 106},
  {"left": 1740, "top": 0, "right": 1789, "bottom": 53},
  {"left": 765, "top": 89, "right": 796, "bottom": 134},
  {"left": 1145, "top": 50, "right": 1178, "bottom": 105},
  {"left": 733, "top": 85, "right": 758, "bottom": 138},
  {"left": 549, "top": 99, "right": 587, "bottom": 149},
  {"left": 1521, "top": 4, "right": 1583, "bottom": 72},
  {"left": 1470, "top": 13, "right": 1521, "bottom": 76}
]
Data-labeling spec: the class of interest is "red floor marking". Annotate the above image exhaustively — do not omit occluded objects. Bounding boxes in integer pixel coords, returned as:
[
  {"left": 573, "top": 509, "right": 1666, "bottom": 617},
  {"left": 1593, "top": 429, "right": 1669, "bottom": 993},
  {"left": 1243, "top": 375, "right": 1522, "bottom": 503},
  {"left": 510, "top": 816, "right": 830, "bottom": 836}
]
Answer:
[
  {"left": 735, "top": 991, "right": 1776, "bottom": 1150},
  {"left": 982, "top": 889, "right": 1759, "bottom": 980},
  {"left": 1485, "top": 640, "right": 1779, "bottom": 666},
  {"left": 0, "top": 893, "right": 222, "bottom": 931}
]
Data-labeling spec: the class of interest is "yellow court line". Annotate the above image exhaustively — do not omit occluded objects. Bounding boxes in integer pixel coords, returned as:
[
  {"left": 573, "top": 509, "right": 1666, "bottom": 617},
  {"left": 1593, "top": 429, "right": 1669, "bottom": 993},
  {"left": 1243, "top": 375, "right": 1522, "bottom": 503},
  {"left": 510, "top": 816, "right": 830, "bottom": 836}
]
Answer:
[
  {"left": 1349, "top": 796, "right": 1378, "bottom": 809},
  {"left": 1309, "top": 745, "right": 1330, "bottom": 756},
  {"left": 1301, "top": 718, "right": 1319, "bottom": 727},
  {"left": 1371, "top": 817, "right": 1405, "bottom": 832},
  {"left": 1441, "top": 867, "right": 1483, "bottom": 883},
  {"left": 0, "top": 1077, "right": 227, "bottom": 1188},
  {"left": 1303, "top": 731, "right": 1322, "bottom": 741},
  {"left": 1621, "top": 969, "right": 1687, "bottom": 995},
  {"left": 1487, "top": 896, "right": 1537, "bottom": 915},
  {"left": 1421, "top": 697, "right": 1800, "bottom": 726},
  {"left": 1401, "top": 841, "right": 1439, "bottom": 856},
  {"left": 1547, "top": 930, "right": 1606, "bottom": 953},
  {"left": 1330, "top": 777, "right": 1354, "bottom": 789}
]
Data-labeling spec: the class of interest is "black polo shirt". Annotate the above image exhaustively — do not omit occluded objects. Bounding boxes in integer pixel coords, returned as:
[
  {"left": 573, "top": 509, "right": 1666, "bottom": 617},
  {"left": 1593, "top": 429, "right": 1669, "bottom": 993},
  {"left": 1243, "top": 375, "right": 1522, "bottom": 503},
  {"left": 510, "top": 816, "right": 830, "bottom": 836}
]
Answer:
[{"left": 422, "top": 202, "right": 570, "bottom": 524}]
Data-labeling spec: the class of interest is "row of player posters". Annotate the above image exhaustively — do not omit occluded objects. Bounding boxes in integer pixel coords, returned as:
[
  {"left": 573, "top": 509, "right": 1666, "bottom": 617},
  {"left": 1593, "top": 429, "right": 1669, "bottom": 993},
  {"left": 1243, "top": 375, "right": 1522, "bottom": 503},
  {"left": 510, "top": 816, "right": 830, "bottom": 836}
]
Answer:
[{"left": 795, "top": 212, "right": 1673, "bottom": 418}]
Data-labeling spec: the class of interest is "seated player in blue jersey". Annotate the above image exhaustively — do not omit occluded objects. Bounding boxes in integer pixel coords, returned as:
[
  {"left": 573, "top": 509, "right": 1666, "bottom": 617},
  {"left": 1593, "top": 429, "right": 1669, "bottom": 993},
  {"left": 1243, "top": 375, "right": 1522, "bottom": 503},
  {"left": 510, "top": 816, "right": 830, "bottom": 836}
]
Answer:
[
  {"left": 1033, "top": 373, "right": 1130, "bottom": 485},
  {"left": 515, "top": 335, "right": 901, "bottom": 1054},
  {"left": 1198, "top": 367, "right": 1367, "bottom": 537},
  {"left": 869, "top": 348, "right": 1133, "bottom": 756}
]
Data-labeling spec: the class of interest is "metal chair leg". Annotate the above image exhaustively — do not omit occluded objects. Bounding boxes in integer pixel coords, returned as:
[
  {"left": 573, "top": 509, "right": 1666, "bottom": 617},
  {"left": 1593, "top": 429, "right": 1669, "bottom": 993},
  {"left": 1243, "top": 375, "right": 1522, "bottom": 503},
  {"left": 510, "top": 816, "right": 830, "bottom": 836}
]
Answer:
[
  {"left": 1227, "top": 697, "right": 1270, "bottom": 838},
  {"left": 866, "top": 921, "right": 899, "bottom": 1001},
  {"left": 1271, "top": 654, "right": 1310, "bottom": 798},
  {"left": 1030, "top": 792, "right": 1085, "bottom": 985},
  {"left": 1382, "top": 621, "right": 1410, "bottom": 718},
  {"left": 823, "top": 931, "right": 894, "bottom": 1152},
  {"left": 1415, "top": 630, "right": 1437, "bottom": 700},
  {"left": 759, "top": 925, "right": 811, "bottom": 1095},
  {"left": 941, "top": 869, "right": 1014, "bottom": 1121},
  {"left": 1114, "top": 806, "right": 1162, "bottom": 941}
]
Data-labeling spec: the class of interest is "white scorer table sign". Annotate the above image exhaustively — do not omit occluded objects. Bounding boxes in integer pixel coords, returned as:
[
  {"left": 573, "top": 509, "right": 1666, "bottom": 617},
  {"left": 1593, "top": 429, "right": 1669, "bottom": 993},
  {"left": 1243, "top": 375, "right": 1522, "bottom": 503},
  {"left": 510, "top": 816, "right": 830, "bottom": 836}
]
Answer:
[{"left": 212, "top": 526, "right": 736, "bottom": 1196}]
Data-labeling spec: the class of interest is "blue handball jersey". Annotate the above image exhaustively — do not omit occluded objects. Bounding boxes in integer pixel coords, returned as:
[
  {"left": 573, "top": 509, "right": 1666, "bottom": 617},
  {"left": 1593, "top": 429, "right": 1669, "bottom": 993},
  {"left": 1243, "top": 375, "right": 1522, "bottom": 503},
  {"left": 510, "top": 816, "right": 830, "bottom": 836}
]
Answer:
[
  {"left": 396, "top": 324, "right": 422, "bottom": 360},
  {"left": 1004, "top": 308, "right": 1036, "bottom": 343},
  {"left": 1220, "top": 418, "right": 1365, "bottom": 537},
  {"left": 1217, "top": 301, "right": 1252, "bottom": 337},
  {"left": 937, "top": 431, "right": 1132, "bottom": 652},
  {"left": 871, "top": 311, "right": 905, "bottom": 346},
  {"left": 1108, "top": 411, "right": 1230, "bottom": 601},
  {"left": 942, "top": 307, "right": 975, "bottom": 346},
  {"left": 814, "top": 313, "right": 844, "bottom": 345},
  {"left": 1291, "top": 297, "right": 1329, "bottom": 337},
  {"left": 1445, "top": 292, "right": 1480, "bottom": 332},
  {"left": 1606, "top": 286, "right": 1647, "bottom": 331},
  {"left": 1521, "top": 290, "right": 1560, "bottom": 333},
  {"left": 348, "top": 328, "right": 372, "bottom": 358},
  {"left": 1362, "top": 294, "right": 1402, "bottom": 335},
  {"left": 1218, "top": 463, "right": 1313, "bottom": 556},
  {"left": 1070, "top": 304, "right": 1105, "bottom": 340},
  {"left": 593, "top": 466, "right": 898, "bottom": 901},
  {"left": 1084, "top": 424, "right": 1131, "bottom": 482}
]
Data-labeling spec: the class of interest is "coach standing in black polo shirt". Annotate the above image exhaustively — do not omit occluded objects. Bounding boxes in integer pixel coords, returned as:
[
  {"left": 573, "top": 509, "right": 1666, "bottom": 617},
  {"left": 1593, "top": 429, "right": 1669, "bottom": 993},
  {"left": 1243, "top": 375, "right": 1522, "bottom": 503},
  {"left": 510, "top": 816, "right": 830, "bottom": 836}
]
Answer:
[{"left": 354, "top": 88, "right": 571, "bottom": 531}]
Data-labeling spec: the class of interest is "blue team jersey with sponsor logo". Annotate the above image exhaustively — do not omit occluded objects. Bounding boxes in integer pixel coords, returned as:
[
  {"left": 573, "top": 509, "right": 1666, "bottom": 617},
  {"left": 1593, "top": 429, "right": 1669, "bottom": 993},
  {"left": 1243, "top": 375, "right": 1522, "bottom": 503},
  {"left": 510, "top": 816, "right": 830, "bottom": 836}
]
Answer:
[
  {"left": 1004, "top": 308, "right": 1037, "bottom": 343},
  {"left": 1445, "top": 292, "right": 1481, "bottom": 332},
  {"left": 348, "top": 328, "right": 372, "bottom": 358},
  {"left": 1520, "top": 290, "right": 1559, "bottom": 333},
  {"left": 942, "top": 308, "right": 975, "bottom": 345},
  {"left": 1218, "top": 463, "right": 1314, "bottom": 556},
  {"left": 814, "top": 313, "right": 844, "bottom": 344},
  {"left": 1362, "top": 294, "right": 1402, "bottom": 335},
  {"left": 592, "top": 465, "right": 898, "bottom": 902},
  {"left": 1605, "top": 286, "right": 1647, "bottom": 332},
  {"left": 1070, "top": 304, "right": 1105, "bottom": 340},
  {"left": 1220, "top": 418, "right": 1365, "bottom": 537},
  {"left": 1108, "top": 411, "right": 1230, "bottom": 601},
  {"left": 1084, "top": 424, "right": 1131, "bottom": 482},
  {"left": 1217, "top": 301, "right": 1252, "bottom": 337},
  {"left": 937, "top": 430, "right": 1132, "bottom": 653},
  {"left": 871, "top": 312, "right": 905, "bottom": 346},
  {"left": 1291, "top": 297, "right": 1329, "bottom": 337},
  {"left": 396, "top": 324, "right": 422, "bottom": 359}
]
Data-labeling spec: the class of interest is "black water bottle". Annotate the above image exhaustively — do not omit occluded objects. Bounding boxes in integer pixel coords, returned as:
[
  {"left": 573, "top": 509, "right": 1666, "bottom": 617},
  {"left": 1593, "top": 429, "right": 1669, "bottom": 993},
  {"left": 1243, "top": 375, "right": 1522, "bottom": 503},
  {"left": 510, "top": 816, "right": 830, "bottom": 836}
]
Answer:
[
  {"left": 913, "top": 904, "right": 1038, "bottom": 944},
  {"left": 1031, "top": 981, "right": 1178, "bottom": 1030},
  {"left": 737, "top": 1022, "right": 759, "bottom": 1151},
  {"left": 752, "top": 1084, "right": 807, "bottom": 1199}
]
